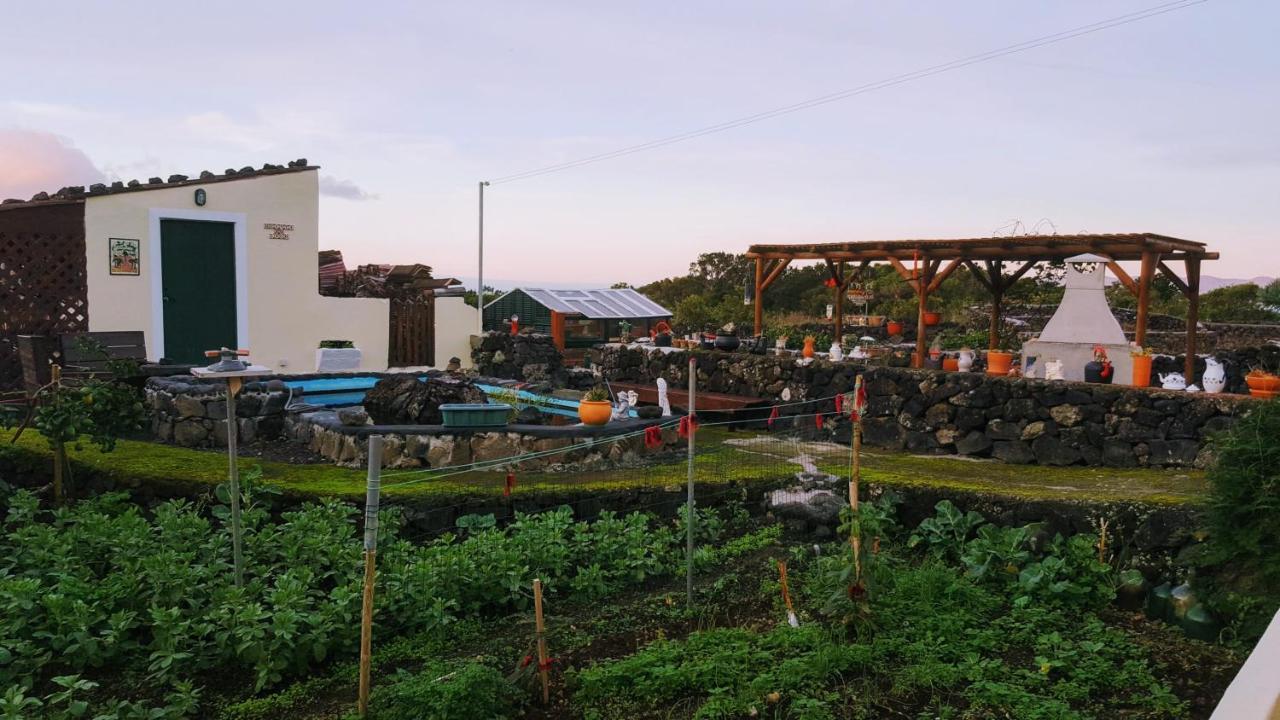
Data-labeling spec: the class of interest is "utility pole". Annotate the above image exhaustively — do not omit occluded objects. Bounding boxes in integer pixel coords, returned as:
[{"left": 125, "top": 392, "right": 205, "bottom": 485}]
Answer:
[{"left": 477, "top": 180, "right": 490, "bottom": 336}]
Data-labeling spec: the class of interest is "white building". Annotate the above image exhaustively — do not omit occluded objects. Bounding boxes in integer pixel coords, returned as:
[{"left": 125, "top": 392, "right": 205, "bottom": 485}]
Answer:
[{"left": 1, "top": 160, "right": 474, "bottom": 376}]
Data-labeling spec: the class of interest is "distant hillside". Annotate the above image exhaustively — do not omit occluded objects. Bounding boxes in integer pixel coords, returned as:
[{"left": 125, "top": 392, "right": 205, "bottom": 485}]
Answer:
[{"left": 1200, "top": 275, "right": 1275, "bottom": 292}]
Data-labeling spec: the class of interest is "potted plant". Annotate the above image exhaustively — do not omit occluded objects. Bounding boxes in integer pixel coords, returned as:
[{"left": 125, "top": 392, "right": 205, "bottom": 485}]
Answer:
[
  {"left": 1085, "top": 345, "right": 1114, "bottom": 384},
  {"left": 886, "top": 320, "right": 903, "bottom": 336},
  {"left": 986, "top": 349, "right": 1013, "bottom": 376},
  {"left": 578, "top": 386, "right": 613, "bottom": 425},
  {"left": 1245, "top": 368, "right": 1280, "bottom": 398},
  {"left": 1130, "top": 346, "right": 1154, "bottom": 387},
  {"left": 923, "top": 310, "right": 941, "bottom": 326},
  {"left": 801, "top": 335, "right": 816, "bottom": 359},
  {"left": 316, "top": 339, "right": 361, "bottom": 371},
  {"left": 652, "top": 320, "right": 673, "bottom": 347},
  {"left": 714, "top": 323, "right": 741, "bottom": 351}
]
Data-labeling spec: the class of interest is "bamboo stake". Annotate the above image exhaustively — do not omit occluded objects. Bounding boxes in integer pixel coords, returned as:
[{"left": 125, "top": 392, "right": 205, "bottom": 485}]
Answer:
[
  {"left": 50, "top": 365, "right": 64, "bottom": 505},
  {"left": 225, "top": 376, "right": 245, "bottom": 588},
  {"left": 533, "top": 578, "right": 550, "bottom": 705},
  {"left": 849, "top": 376, "right": 863, "bottom": 583},
  {"left": 685, "top": 356, "right": 697, "bottom": 606},
  {"left": 357, "top": 436, "right": 383, "bottom": 718},
  {"left": 777, "top": 560, "right": 799, "bottom": 627}
]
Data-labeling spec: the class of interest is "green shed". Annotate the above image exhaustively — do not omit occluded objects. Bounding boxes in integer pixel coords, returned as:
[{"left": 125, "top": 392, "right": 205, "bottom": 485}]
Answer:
[{"left": 483, "top": 287, "right": 672, "bottom": 349}]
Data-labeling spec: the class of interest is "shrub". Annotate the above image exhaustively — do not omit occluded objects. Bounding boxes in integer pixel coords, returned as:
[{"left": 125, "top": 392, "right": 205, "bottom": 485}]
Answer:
[{"left": 365, "top": 660, "right": 523, "bottom": 720}]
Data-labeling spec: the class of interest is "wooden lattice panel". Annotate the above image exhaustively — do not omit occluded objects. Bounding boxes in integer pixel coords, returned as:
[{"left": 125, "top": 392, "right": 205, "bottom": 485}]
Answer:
[{"left": 0, "top": 202, "right": 88, "bottom": 390}]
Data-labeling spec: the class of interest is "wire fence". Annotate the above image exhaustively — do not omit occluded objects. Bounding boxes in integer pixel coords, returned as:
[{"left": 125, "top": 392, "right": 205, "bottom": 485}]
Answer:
[{"left": 347, "top": 367, "right": 867, "bottom": 715}]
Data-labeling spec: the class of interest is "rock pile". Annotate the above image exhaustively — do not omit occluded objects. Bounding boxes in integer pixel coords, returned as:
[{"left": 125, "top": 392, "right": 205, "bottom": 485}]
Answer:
[{"left": 363, "top": 374, "right": 486, "bottom": 425}]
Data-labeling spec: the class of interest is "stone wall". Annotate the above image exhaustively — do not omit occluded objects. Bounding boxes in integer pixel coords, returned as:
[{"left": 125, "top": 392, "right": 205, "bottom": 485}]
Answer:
[
  {"left": 284, "top": 410, "right": 684, "bottom": 471},
  {"left": 596, "top": 346, "right": 1255, "bottom": 468},
  {"left": 145, "top": 376, "right": 290, "bottom": 447},
  {"left": 471, "top": 332, "right": 566, "bottom": 386},
  {"left": 854, "top": 368, "right": 1248, "bottom": 469}
]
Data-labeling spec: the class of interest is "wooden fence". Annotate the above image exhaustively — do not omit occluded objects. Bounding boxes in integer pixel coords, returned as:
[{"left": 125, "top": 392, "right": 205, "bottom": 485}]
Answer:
[
  {"left": 388, "top": 295, "right": 435, "bottom": 368},
  {"left": 0, "top": 201, "right": 88, "bottom": 391}
]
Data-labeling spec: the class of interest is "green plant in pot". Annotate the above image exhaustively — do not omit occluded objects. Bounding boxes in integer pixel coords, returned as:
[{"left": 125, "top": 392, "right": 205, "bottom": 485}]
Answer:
[{"left": 579, "top": 386, "right": 613, "bottom": 426}]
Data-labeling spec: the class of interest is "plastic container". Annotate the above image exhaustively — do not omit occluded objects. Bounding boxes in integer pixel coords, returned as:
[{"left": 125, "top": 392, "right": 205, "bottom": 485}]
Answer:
[
  {"left": 439, "top": 403, "right": 512, "bottom": 428},
  {"left": 1146, "top": 582, "right": 1173, "bottom": 622},
  {"left": 1179, "top": 604, "right": 1220, "bottom": 642}
]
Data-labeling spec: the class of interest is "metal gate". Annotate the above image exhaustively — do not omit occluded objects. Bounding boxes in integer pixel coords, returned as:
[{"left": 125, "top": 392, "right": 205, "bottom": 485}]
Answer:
[{"left": 388, "top": 295, "right": 435, "bottom": 368}]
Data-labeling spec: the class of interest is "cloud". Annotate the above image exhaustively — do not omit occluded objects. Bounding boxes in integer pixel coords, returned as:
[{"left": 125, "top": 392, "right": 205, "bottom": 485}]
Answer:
[
  {"left": 319, "top": 175, "right": 376, "bottom": 201},
  {"left": 0, "top": 130, "right": 104, "bottom": 200}
]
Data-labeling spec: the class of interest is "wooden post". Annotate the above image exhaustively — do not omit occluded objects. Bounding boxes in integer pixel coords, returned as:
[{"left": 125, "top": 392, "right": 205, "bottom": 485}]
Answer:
[
  {"left": 533, "top": 578, "right": 550, "bottom": 704},
  {"left": 49, "top": 364, "right": 65, "bottom": 505},
  {"left": 1135, "top": 251, "right": 1157, "bottom": 347},
  {"left": 914, "top": 264, "right": 930, "bottom": 368},
  {"left": 225, "top": 377, "right": 245, "bottom": 588},
  {"left": 357, "top": 435, "right": 383, "bottom": 718},
  {"left": 777, "top": 560, "right": 798, "bottom": 627},
  {"left": 685, "top": 356, "right": 697, "bottom": 606},
  {"left": 849, "top": 376, "right": 863, "bottom": 583},
  {"left": 753, "top": 257, "right": 764, "bottom": 337},
  {"left": 1184, "top": 257, "right": 1201, "bottom": 382}
]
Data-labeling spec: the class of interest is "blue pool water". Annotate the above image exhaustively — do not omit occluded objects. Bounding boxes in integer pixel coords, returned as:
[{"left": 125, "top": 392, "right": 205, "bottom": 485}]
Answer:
[{"left": 281, "top": 376, "right": 628, "bottom": 419}]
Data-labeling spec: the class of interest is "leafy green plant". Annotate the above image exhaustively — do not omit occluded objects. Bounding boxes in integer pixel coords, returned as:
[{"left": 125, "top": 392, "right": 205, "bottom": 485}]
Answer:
[
  {"left": 908, "top": 500, "right": 984, "bottom": 558},
  {"left": 1015, "top": 534, "right": 1113, "bottom": 609},
  {"left": 365, "top": 660, "right": 523, "bottom": 720},
  {"left": 583, "top": 386, "right": 611, "bottom": 403},
  {"left": 961, "top": 523, "right": 1037, "bottom": 580}
]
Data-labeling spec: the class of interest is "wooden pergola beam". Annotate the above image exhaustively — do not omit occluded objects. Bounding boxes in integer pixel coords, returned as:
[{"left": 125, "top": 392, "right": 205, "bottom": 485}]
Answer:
[
  {"left": 926, "top": 258, "right": 962, "bottom": 294},
  {"left": 1135, "top": 251, "right": 1158, "bottom": 347},
  {"left": 1184, "top": 257, "right": 1202, "bottom": 381},
  {"left": 1105, "top": 260, "right": 1138, "bottom": 297},
  {"left": 1157, "top": 261, "right": 1190, "bottom": 296}
]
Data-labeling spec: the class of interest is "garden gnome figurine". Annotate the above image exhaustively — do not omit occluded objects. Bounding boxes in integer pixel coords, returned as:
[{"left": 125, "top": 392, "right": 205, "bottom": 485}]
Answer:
[
  {"left": 611, "top": 390, "right": 638, "bottom": 421},
  {"left": 656, "top": 378, "right": 672, "bottom": 416}
]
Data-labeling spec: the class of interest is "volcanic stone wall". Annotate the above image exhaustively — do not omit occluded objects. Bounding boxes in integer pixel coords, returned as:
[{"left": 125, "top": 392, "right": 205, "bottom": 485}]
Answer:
[
  {"left": 595, "top": 345, "right": 1253, "bottom": 469},
  {"left": 145, "top": 376, "right": 290, "bottom": 447}
]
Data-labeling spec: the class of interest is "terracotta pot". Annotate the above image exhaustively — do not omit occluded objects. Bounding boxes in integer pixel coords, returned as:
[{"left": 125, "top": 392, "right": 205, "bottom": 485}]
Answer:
[
  {"left": 923, "top": 311, "right": 941, "bottom": 326},
  {"left": 802, "top": 337, "right": 816, "bottom": 359},
  {"left": 886, "top": 321, "right": 903, "bottom": 336},
  {"left": 1131, "top": 354, "right": 1153, "bottom": 387},
  {"left": 1245, "top": 372, "right": 1280, "bottom": 393},
  {"left": 577, "top": 400, "right": 612, "bottom": 426},
  {"left": 986, "top": 351, "right": 1013, "bottom": 376},
  {"left": 1250, "top": 389, "right": 1277, "bottom": 399},
  {"left": 942, "top": 357, "right": 959, "bottom": 372}
]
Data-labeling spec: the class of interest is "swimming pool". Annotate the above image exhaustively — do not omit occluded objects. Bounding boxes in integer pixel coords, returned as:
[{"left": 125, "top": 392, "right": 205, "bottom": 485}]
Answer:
[{"left": 281, "top": 376, "right": 630, "bottom": 419}]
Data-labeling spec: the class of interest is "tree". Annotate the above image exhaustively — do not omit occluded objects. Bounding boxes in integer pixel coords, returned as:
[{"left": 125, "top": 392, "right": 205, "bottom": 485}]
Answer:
[
  {"left": 672, "top": 296, "right": 715, "bottom": 333},
  {"left": 1200, "top": 283, "right": 1279, "bottom": 324},
  {"left": 1260, "top": 278, "right": 1280, "bottom": 309},
  {"left": 463, "top": 286, "right": 500, "bottom": 309}
]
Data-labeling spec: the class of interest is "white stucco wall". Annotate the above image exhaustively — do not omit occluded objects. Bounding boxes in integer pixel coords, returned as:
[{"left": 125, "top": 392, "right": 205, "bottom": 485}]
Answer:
[
  {"left": 432, "top": 295, "right": 477, "bottom": 369},
  {"left": 83, "top": 170, "right": 389, "bottom": 373}
]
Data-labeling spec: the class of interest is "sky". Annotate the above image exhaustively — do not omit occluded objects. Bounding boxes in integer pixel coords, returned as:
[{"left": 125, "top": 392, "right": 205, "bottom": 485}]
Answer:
[{"left": 1, "top": 1, "right": 1277, "bottom": 289}]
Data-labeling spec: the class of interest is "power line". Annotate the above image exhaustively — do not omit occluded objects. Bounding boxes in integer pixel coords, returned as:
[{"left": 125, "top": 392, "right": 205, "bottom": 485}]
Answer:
[{"left": 488, "top": 0, "right": 1207, "bottom": 185}]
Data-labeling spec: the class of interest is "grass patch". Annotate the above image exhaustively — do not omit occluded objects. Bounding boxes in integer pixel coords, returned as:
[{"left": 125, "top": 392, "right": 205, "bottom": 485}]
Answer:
[{"left": 1, "top": 426, "right": 1207, "bottom": 507}]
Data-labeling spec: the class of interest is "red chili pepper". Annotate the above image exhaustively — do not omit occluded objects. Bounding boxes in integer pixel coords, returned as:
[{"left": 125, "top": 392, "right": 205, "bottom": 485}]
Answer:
[
  {"left": 834, "top": 393, "right": 844, "bottom": 413},
  {"left": 538, "top": 657, "right": 557, "bottom": 671}
]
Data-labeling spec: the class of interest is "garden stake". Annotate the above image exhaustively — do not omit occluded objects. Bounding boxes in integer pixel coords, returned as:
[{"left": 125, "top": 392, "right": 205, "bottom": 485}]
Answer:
[
  {"left": 777, "top": 560, "right": 799, "bottom": 627},
  {"left": 225, "top": 375, "right": 245, "bottom": 588},
  {"left": 848, "top": 376, "right": 864, "bottom": 584},
  {"left": 685, "top": 356, "right": 697, "bottom": 607},
  {"left": 357, "top": 436, "right": 383, "bottom": 718},
  {"left": 1098, "top": 518, "right": 1109, "bottom": 564},
  {"left": 533, "top": 578, "right": 550, "bottom": 704},
  {"left": 49, "top": 364, "right": 65, "bottom": 505}
]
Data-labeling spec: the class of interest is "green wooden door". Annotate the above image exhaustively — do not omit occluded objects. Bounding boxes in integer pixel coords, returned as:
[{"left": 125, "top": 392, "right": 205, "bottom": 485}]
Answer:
[{"left": 160, "top": 219, "right": 237, "bottom": 363}]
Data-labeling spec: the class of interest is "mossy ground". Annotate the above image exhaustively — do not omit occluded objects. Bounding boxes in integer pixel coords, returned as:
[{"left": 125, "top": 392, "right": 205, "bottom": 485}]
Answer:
[{"left": 0, "top": 427, "right": 1207, "bottom": 507}]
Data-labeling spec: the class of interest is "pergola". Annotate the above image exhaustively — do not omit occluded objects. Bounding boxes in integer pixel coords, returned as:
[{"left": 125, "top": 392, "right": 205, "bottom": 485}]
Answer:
[{"left": 746, "top": 233, "right": 1218, "bottom": 380}]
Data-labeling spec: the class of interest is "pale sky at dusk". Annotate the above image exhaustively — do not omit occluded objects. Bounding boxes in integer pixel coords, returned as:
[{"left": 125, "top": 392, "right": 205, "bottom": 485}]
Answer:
[{"left": 2, "top": 1, "right": 1276, "bottom": 288}]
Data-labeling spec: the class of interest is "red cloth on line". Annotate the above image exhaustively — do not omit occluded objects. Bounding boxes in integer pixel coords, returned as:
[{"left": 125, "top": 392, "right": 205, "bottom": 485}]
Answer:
[
  {"left": 644, "top": 425, "right": 664, "bottom": 449},
  {"left": 815, "top": 413, "right": 823, "bottom": 429},
  {"left": 767, "top": 406, "right": 780, "bottom": 429},
  {"left": 678, "top": 415, "right": 699, "bottom": 438},
  {"left": 834, "top": 393, "right": 844, "bottom": 413},
  {"left": 851, "top": 384, "right": 868, "bottom": 421},
  {"left": 504, "top": 472, "right": 517, "bottom": 498}
]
